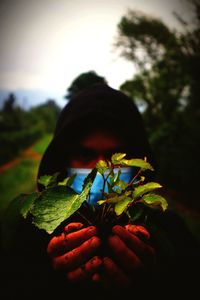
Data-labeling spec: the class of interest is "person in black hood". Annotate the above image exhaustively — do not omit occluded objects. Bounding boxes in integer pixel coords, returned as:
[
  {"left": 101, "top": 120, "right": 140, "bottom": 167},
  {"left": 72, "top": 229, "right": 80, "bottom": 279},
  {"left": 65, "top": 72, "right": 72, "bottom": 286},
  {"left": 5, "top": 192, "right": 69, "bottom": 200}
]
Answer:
[
  {"left": 37, "top": 83, "right": 157, "bottom": 294},
  {"left": 1, "top": 83, "right": 200, "bottom": 299},
  {"left": 37, "top": 83, "right": 155, "bottom": 183}
]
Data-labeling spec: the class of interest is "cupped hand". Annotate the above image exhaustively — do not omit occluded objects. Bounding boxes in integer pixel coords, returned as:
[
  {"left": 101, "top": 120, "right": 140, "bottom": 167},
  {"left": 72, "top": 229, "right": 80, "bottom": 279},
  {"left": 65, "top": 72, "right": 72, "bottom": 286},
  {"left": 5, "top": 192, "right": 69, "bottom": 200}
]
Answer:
[
  {"left": 100, "top": 224, "right": 156, "bottom": 288},
  {"left": 47, "top": 222, "right": 103, "bottom": 283},
  {"left": 46, "top": 222, "right": 156, "bottom": 289}
]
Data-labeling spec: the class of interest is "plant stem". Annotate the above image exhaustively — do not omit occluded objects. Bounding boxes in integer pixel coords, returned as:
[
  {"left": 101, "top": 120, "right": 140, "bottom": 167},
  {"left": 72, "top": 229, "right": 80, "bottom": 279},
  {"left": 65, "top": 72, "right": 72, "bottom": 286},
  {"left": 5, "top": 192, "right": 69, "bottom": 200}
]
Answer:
[
  {"left": 126, "top": 168, "right": 142, "bottom": 189},
  {"left": 101, "top": 174, "right": 106, "bottom": 199},
  {"left": 100, "top": 169, "right": 113, "bottom": 223},
  {"left": 77, "top": 211, "right": 93, "bottom": 225}
]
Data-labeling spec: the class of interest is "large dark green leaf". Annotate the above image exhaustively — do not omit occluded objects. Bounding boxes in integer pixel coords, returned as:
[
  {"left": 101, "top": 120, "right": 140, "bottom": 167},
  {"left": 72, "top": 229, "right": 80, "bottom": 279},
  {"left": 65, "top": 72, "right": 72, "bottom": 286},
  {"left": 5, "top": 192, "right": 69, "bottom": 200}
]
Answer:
[
  {"left": 31, "top": 168, "right": 97, "bottom": 234},
  {"left": 21, "top": 192, "right": 39, "bottom": 217},
  {"left": 1, "top": 192, "right": 38, "bottom": 250}
]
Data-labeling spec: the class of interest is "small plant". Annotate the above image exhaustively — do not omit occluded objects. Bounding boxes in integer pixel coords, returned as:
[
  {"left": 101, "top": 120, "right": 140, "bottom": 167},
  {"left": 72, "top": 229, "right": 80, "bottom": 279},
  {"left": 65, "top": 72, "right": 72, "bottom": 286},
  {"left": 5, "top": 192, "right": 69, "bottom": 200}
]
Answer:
[
  {"left": 95, "top": 153, "right": 167, "bottom": 227},
  {"left": 2, "top": 153, "right": 168, "bottom": 240}
]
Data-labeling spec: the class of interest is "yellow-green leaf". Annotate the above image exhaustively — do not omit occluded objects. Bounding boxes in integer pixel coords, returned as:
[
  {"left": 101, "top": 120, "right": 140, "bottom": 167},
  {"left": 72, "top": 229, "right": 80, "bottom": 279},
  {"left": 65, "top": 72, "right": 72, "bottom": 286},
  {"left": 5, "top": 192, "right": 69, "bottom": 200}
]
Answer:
[
  {"left": 105, "top": 194, "right": 128, "bottom": 203},
  {"left": 38, "top": 172, "right": 59, "bottom": 188},
  {"left": 96, "top": 160, "right": 108, "bottom": 174},
  {"left": 111, "top": 153, "right": 126, "bottom": 164},
  {"left": 58, "top": 173, "right": 76, "bottom": 187},
  {"left": 114, "top": 197, "right": 132, "bottom": 216},
  {"left": 37, "top": 175, "right": 53, "bottom": 187},
  {"left": 97, "top": 200, "right": 106, "bottom": 205},
  {"left": 142, "top": 193, "right": 168, "bottom": 211},
  {"left": 133, "top": 182, "right": 162, "bottom": 199},
  {"left": 120, "top": 158, "right": 154, "bottom": 171},
  {"left": 116, "top": 179, "right": 128, "bottom": 190}
]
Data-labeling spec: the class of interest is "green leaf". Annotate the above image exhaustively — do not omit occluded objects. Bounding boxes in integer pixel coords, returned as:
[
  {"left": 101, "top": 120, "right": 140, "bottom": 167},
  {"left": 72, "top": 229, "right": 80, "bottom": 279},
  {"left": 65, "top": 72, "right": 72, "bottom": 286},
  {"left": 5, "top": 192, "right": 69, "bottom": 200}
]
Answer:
[
  {"left": 108, "top": 169, "right": 115, "bottom": 186},
  {"left": 30, "top": 187, "right": 80, "bottom": 234},
  {"left": 105, "top": 194, "right": 128, "bottom": 203},
  {"left": 58, "top": 173, "right": 76, "bottom": 187},
  {"left": 96, "top": 160, "right": 108, "bottom": 174},
  {"left": 107, "top": 181, "right": 114, "bottom": 193},
  {"left": 83, "top": 168, "right": 97, "bottom": 189},
  {"left": 20, "top": 192, "right": 39, "bottom": 218},
  {"left": 142, "top": 193, "right": 168, "bottom": 211},
  {"left": 114, "top": 169, "right": 121, "bottom": 183},
  {"left": 111, "top": 153, "right": 126, "bottom": 164},
  {"left": 115, "top": 179, "right": 128, "bottom": 190},
  {"left": 120, "top": 158, "right": 154, "bottom": 171},
  {"left": 38, "top": 172, "right": 59, "bottom": 188},
  {"left": 127, "top": 203, "right": 145, "bottom": 223},
  {"left": 133, "top": 182, "right": 162, "bottom": 199},
  {"left": 97, "top": 200, "right": 107, "bottom": 205},
  {"left": 37, "top": 175, "right": 53, "bottom": 187},
  {"left": 114, "top": 197, "right": 132, "bottom": 216},
  {"left": 31, "top": 169, "right": 97, "bottom": 234},
  {"left": 1, "top": 192, "right": 39, "bottom": 251}
]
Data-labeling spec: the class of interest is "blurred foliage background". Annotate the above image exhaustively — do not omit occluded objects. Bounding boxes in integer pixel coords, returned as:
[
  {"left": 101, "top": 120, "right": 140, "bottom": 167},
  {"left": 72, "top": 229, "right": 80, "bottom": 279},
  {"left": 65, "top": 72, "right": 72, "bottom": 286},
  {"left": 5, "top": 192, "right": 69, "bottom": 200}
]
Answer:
[
  {"left": 115, "top": 2, "right": 200, "bottom": 213},
  {"left": 0, "top": 0, "right": 199, "bottom": 241}
]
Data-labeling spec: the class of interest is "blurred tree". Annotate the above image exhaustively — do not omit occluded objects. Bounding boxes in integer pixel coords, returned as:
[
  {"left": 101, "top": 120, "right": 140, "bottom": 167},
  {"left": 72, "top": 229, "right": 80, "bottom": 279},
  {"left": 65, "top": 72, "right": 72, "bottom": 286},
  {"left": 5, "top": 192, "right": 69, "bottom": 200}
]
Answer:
[
  {"left": 65, "top": 70, "right": 107, "bottom": 100},
  {"left": 114, "top": 0, "right": 200, "bottom": 209},
  {"left": 0, "top": 93, "right": 39, "bottom": 164},
  {"left": 30, "top": 99, "right": 61, "bottom": 133},
  {"left": 0, "top": 96, "right": 61, "bottom": 165},
  {"left": 2, "top": 93, "right": 16, "bottom": 113}
]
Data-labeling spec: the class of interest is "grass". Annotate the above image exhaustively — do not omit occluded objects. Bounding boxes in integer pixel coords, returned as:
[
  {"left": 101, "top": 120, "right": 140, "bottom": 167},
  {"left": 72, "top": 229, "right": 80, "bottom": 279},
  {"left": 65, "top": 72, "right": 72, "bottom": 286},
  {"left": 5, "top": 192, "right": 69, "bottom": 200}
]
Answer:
[
  {"left": 0, "top": 159, "right": 38, "bottom": 220},
  {"left": 0, "top": 134, "right": 53, "bottom": 221},
  {"left": 33, "top": 134, "right": 53, "bottom": 155}
]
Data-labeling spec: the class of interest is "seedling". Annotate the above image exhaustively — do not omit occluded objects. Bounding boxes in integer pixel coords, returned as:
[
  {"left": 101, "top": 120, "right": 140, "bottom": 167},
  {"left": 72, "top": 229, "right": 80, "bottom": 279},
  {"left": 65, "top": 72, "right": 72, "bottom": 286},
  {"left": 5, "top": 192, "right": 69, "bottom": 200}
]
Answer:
[{"left": 2, "top": 153, "right": 167, "bottom": 238}]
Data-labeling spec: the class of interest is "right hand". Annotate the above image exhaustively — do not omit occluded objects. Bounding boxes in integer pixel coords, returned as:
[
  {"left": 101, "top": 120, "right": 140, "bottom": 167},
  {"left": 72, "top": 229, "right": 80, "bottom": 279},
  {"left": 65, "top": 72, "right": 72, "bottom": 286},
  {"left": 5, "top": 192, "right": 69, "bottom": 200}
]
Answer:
[
  {"left": 47, "top": 222, "right": 103, "bottom": 284},
  {"left": 101, "top": 224, "right": 156, "bottom": 289}
]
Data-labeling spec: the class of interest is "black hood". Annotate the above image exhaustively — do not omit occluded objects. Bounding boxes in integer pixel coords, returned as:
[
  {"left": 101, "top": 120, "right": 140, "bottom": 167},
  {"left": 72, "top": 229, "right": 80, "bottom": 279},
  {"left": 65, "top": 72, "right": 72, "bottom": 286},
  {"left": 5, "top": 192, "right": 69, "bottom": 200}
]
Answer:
[{"left": 37, "top": 84, "right": 155, "bottom": 188}]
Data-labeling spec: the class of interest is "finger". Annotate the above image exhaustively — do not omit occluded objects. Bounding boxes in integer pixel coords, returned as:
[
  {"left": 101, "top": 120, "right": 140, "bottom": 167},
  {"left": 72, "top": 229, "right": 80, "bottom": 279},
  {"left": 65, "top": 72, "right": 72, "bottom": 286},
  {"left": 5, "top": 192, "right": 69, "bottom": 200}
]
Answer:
[
  {"left": 47, "top": 226, "right": 97, "bottom": 257},
  {"left": 108, "top": 235, "right": 142, "bottom": 273},
  {"left": 103, "top": 257, "right": 131, "bottom": 287},
  {"left": 64, "top": 222, "right": 84, "bottom": 233},
  {"left": 53, "top": 236, "right": 101, "bottom": 271},
  {"left": 125, "top": 224, "right": 150, "bottom": 241},
  {"left": 112, "top": 225, "right": 155, "bottom": 261},
  {"left": 67, "top": 256, "right": 102, "bottom": 282}
]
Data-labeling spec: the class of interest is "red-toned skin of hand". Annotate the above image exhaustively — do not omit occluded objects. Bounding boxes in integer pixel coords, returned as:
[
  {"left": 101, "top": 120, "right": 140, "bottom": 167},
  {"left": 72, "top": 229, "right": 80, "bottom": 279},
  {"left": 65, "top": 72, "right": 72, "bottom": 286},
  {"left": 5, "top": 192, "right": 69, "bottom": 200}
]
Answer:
[
  {"left": 66, "top": 256, "right": 102, "bottom": 282},
  {"left": 99, "top": 224, "right": 156, "bottom": 288},
  {"left": 47, "top": 223, "right": 98, "bottom": 257},
  {"left": 46, "top": 222, "right": 156, "bottom": 288},
  {"left": 47, "top": 223, "right": 102, "bottom": 272},
  {"left": 111, "top": 225, "right": 156, "bottom": 266}
]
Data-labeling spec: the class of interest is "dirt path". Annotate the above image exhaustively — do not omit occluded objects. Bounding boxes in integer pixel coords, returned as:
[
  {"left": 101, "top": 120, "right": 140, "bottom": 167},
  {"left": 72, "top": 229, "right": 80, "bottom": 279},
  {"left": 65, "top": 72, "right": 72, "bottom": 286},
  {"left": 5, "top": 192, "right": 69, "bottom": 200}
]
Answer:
[{"left": 0, "top": 146, "right": 42, "bottom": 174}]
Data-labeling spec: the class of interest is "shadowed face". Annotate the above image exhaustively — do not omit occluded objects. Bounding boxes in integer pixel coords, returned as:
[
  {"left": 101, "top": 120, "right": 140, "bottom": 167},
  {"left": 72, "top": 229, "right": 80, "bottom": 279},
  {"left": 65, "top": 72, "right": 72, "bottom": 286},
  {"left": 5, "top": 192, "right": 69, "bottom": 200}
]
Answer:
[{"left": 68, "top": 130, "right": 125, "bottom": 168}]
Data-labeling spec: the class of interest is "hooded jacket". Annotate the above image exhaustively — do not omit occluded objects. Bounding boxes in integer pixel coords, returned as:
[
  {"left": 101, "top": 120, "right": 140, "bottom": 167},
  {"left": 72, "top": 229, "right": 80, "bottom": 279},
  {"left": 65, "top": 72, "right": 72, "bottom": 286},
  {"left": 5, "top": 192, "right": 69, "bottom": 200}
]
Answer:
[{"left": 37, "top": 83, "right": 155, "bottom": 186}]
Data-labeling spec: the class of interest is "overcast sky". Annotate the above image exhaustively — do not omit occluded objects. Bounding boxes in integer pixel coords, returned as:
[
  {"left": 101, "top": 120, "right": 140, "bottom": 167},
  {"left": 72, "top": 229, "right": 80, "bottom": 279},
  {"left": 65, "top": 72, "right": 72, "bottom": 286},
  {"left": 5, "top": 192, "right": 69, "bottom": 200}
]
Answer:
[{"left": 0, "top": 0, "right": 193, "bottom": 107}]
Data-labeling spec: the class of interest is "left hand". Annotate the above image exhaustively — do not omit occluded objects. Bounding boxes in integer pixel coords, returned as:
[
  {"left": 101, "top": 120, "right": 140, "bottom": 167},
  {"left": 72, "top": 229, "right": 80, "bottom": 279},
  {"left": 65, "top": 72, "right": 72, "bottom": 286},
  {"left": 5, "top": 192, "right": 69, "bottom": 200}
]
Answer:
[
  {"left": 47, "top": 222, "right": 102, "bottom": 284},
  {"left": 98, "top": 224, "right": 156, "bottom": 289}
]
